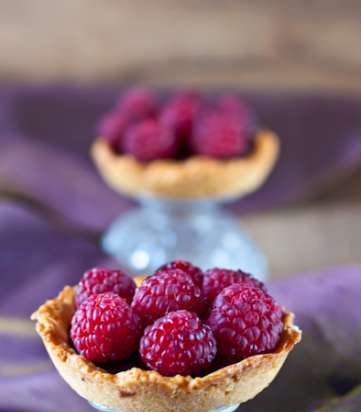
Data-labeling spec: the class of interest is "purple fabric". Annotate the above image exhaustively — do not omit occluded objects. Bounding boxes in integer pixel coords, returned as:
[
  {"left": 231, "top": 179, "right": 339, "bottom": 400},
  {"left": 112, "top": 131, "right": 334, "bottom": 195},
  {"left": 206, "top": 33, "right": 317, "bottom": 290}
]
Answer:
[
  {"left": 0, "top": 201, "right": 111, "bottom": 316},
  {"left": 0, "top": 135, "right": 131, "bottom": 230},
  {"left": 0, "top": 86, "right": 360, "bottom": 226}
]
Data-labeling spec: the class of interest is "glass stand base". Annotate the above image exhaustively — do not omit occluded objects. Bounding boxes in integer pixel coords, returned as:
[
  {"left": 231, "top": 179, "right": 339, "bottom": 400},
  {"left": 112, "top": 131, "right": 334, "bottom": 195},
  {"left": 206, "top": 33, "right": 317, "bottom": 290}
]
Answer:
[
  {"left": 90, "top": 400, "right": 240, "bottom": 412},
  {"left": 102, "top": 199, "right": 267, "bottom": 281}
]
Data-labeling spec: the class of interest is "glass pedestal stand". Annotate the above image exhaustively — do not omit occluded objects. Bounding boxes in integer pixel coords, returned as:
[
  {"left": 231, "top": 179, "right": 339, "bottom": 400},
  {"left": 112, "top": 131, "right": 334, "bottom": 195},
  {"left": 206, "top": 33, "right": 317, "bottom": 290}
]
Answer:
[
  {"left": 102, "top": 197, "right": 267, "bottom": 281},
  {"left": 89, "top": 401, "right": 240, "bottom": 412}
]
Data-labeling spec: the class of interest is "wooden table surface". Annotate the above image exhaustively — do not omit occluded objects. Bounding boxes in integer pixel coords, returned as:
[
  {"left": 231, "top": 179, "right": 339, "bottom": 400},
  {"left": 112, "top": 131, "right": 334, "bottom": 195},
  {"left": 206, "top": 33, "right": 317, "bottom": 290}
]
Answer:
[{"left": 0, "top": 0, "right": 360, "bottom": 278}]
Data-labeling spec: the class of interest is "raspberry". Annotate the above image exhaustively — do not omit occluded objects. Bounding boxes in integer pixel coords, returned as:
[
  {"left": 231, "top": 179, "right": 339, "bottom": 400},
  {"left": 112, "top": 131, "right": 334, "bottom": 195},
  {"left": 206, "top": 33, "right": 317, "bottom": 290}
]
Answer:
[
  {"left": 71, "top": 293, "right": 141, "bottom": 364},
  {"left": 160, "top": 91, "right": 200, "bottom": 140},
  {"left": 207, "top": 284, "right": 283, "bottom": 363},
  {"left": 75, "top": 267, "right": 136, "bottom": 307},
  {"left": 131, "top": 269, "right": 203, "bottom": 324},
  {"left": 217, "top": 95, "right": 256, "bottom": 136},
  {"left": 123, "top": 119, "right": 178, "bottom": 161},
  {"left": 191, "top": 110, "right": 249, "bottom": 158},
  {"left": 118, "top": 87, "right": 158, "bottom": 121},
  {"left": 97, "top": 111, "right": 128, "bottom": 150},
  {"left": 217, "top": 94, "right": 251, "bottom": 118},
  {"left": 202, "top": 268, "right": 265, "bottom": 305},
  {"left": 156, "top": 260, "right": 204, "bottom": 288},
  {"left": 140, "top": 310, "right": 217, "bottom": 376}
]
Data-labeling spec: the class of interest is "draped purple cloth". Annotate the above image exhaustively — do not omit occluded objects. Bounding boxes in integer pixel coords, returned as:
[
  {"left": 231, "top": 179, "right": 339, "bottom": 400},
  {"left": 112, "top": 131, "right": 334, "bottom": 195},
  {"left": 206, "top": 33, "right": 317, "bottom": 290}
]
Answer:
[{"left": 0, "top": 86, "right": 361, "bottom": 411}]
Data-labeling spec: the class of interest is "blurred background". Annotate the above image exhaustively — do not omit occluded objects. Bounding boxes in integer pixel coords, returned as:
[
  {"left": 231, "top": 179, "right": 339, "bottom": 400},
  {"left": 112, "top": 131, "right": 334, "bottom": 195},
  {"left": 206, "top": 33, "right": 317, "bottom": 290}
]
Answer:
[
  {"left": 1, "top": 0, "right": 361, "bottom": 92},
  {"left": 0, "top": 0, "right": 360, "bottom": 277}
]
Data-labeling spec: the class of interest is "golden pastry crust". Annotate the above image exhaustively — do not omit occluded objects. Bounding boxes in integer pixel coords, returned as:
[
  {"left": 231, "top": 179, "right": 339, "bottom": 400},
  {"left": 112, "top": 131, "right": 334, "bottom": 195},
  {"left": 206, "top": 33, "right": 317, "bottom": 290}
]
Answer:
[
  {"left": 91, "top": 130, "right": 279, "bottom": 199},
  {"left": 31, "top": 286, "right": 301, "bottom": 412}
]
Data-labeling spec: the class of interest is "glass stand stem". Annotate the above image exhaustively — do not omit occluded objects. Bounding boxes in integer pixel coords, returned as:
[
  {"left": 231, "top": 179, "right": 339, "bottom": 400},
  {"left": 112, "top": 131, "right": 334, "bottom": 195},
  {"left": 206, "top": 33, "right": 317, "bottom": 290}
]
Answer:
[{"left": 102, "top": 198, "right": 267, "bottom": 281}]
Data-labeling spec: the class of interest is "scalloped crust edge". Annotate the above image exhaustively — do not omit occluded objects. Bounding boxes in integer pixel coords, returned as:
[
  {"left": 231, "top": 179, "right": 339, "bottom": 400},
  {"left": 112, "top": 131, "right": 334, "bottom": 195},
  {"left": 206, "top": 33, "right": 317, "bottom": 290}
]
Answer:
[
  {"left": 91, "top": 130, "right": 280, "bottom": 199},
  {"left": 31, "top": 286, "right": 301, "bottom": 412}
]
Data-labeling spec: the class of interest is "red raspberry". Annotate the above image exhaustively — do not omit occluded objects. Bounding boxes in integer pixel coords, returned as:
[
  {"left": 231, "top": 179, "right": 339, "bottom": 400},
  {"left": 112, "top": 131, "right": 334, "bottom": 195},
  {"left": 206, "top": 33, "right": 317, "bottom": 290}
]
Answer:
[
  {"left": 118, "top": 87, "right": 158, "bottom": 121},
  {"left": 207, "top": 284, "right": 283, "bottom": 363},
  {"left": 217, "top": 95, "right": 256, "bottom": 136},
  {"left": 97, "top": 111, "right": 128, "bottom": 150},
  {"left": 156, "top": 260, "right": 204, "bottom": 288},
  {"left": 217, "top": 94, "right": 251, "bottom": 119},
  {"left": 191, "top": 110, "right": 249, "bottom": 158},
  {"left": 202, "top": 268, "right": 265, "bottom": 305},
  {"left": 160, "top": 91, "right": 200, "bottom": 140},
  {"left": 140, "top": 310, "right": 217, "bottom": 376},
  {"left": 123, "top": 119, "right": 178, "bottom": 161},
  {"left": 71, "top": 293, "right": 141, "bottom": 364},
  {"left": 75, "top": 267, "right": 136, "bottom": 307},
  {"left": 131, "top": 269, "right": 203, "bottom": 324}
]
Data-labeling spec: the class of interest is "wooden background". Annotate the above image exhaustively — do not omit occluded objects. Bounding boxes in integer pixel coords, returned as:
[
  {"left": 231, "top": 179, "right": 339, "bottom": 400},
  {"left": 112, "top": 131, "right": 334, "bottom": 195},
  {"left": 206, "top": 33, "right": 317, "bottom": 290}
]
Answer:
[
  {"left": 0, "top": 0, "right": 360, "bottom": 278},
  {"left": 1, "top": 0, "right": 361, "bottom": 91}
]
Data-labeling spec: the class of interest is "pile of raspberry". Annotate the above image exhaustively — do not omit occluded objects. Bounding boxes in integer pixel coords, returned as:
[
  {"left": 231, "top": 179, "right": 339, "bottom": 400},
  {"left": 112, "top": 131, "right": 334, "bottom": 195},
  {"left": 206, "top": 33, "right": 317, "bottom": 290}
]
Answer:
[
  {"left": 71, "top": 262, "right": 284, "bottom": 377},
  {"left": 97, "top": 88, "right": 255, "bottom": 161}
]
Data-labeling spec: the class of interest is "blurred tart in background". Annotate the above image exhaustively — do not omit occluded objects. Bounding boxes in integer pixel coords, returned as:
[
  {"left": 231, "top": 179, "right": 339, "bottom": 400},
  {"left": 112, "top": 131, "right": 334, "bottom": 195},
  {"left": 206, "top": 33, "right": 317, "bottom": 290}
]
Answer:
[{"left": 91, "top": 88, "right": 279, "bottom": 199}]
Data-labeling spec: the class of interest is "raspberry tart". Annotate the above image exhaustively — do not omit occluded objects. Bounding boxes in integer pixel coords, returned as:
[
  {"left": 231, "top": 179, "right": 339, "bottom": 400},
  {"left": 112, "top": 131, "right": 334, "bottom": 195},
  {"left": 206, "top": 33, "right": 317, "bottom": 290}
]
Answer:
[
  {"left": 91, "top": 88, "right": 279, "bottom": 199},
  {"left": 32, "top": 262, "right": 301, "bottom": 412}
]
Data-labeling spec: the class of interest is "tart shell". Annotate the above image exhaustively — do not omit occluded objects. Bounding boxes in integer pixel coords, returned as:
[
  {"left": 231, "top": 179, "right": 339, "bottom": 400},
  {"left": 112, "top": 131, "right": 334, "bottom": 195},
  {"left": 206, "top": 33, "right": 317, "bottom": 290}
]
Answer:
[
  {"left": 32, "top": 286, "right": 301, "bottom": 412},
  {"left": 91, "top": 130, "right": 280, "bottom": 199}
]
